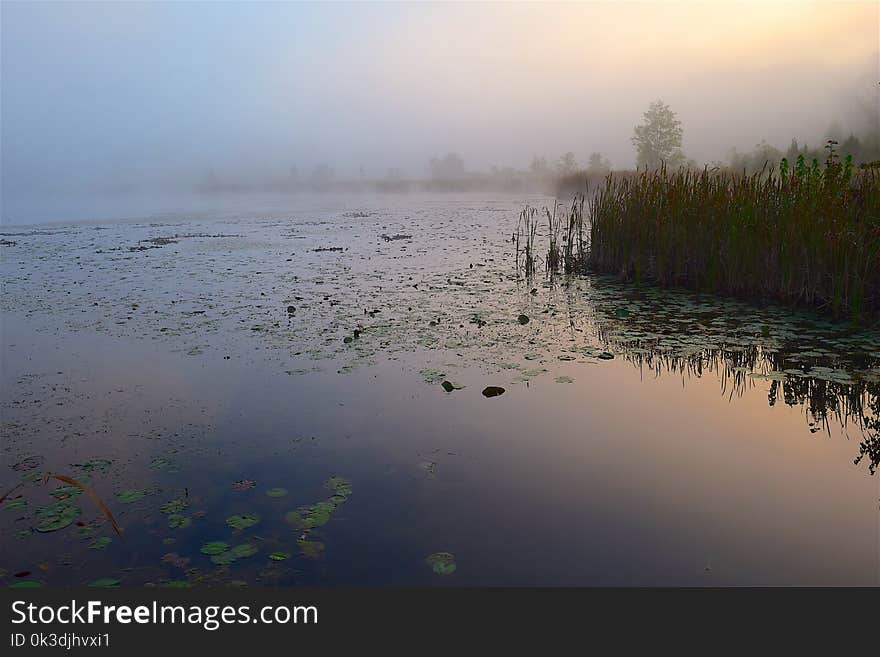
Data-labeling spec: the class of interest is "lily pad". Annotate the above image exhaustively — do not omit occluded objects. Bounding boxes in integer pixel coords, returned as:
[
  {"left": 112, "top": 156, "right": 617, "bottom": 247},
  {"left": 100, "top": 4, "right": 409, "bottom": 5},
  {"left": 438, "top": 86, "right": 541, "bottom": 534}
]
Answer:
[
  {"left": 74, "top": 459, "right": 112, "bottom": 474},
  {"left": 266, "top": 488, "right": 288, "bottom": 498},
  {"left": 481, "top": 386, "right": 505, "bottom": 398},
  {"left": 269, "top": 551, "right": 290, "bottom": 561},
  {"left": 88, "top": 536, "right": 112, "bottom": 549},
  {"left": 167, "top": 514, "right": 191, "bottom": 529},
  {"left": 9, "top": 580, "right": 42, "bottom": 588},
  {"left": 229, "top": 543, "right": 258, "bottom": 558},
  {"left": 232, "top": 479, "right": 256, "bottom": 491},
  {"left": 325, "top": 476, "right": 351, "bottom": 498},
  {"left": 3, "top": 500, "right": 27, "bottom": 511},
  {"left": 51, "top": 485, "right": 83, "bottom": 499},
  {"left": 117, "top": 489, "right": 146, "bottom": 503},
  {"left": 200, "top": 541, "right": 229, "bottom": 555},
  {"left": 160, "top": 499, "right": 188, "bottom": 514},
  {"left": 226, "top": 514, "right": 260, "bottom": 530},
  {"left": 34, "top": 501, "right": 81, "bottom": 533},
  {"left": 89, "top": 578, "right": 121, "bottom": 588},
  {"left": 426, "top": 552, "right": 457, "bottom": 575}
]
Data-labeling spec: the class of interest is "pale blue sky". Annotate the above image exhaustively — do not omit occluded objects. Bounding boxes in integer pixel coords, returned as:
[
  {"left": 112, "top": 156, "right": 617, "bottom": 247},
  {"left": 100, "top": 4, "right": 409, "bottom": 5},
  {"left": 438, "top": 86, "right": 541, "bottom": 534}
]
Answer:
[{"left": 2, "top": 1, "right": 877, "bottom": 204}]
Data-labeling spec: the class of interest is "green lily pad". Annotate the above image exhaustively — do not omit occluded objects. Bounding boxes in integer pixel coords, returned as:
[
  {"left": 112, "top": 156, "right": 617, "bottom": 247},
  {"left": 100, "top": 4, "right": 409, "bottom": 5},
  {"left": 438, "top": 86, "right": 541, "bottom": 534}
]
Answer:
[
  {"left": 117, "top": 489, "right": 146, "bottom": 503},
  {"left": 9, "top": 580, "right": 42, "bottom": 588},
  {"left": 50, "top": 485, "right": 83, "bottom": 499},
  {"left": 200, "top": 541, "right": 229, "bottom": 555},
  {"left": 426, "top": 552, "right": 457, "bottom": 575},
  {"left": 226, "top": 514, "right": 260, "bottom": 530},
  {"left": 160, "top": 499, "right": 188, "bottom": 514},
  {"left": 34, "top": 502, "right": 81, "bottom": 533},
  {"left": 162, "top": 581, "right": 193, "bottom": 588},
  {"left": 89, "top": 578, "right": 121, "bottom": 588},
  {"left": 269, "top": 551, "right": 290, "bottom": 561},
  {"left": 325, "top": 476, "right": 352, "bottom": 498},
  {"left": 88, "top": 536, "right": 112, "bottom": 549},
  {"left": 75, "top": 459, "right": 112, "bottom": 474},
  {"left": 3, "top": 500, "right": 27, "bottom": 511},
  {"left": 167, "top": 514, "right": 191, "bottom": 529},
  {"left": 210, "top": 551, "right": 238, "bottom": 566},
  {"left": 266, "top": 488, "right": 288, "bottom": 498},
  {"left": 229, "top": 543, "right": 258, "bottom": 558}
]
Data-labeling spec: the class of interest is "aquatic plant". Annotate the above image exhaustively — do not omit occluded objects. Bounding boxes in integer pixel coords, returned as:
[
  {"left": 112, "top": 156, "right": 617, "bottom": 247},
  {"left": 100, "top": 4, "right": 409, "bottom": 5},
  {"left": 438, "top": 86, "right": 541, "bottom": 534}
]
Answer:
[
  {"left": 514, "top": 205, "right": 538, "bottom": 280},
  {"left": 587, "top": 145, "right": 880, "bottom": 320}
]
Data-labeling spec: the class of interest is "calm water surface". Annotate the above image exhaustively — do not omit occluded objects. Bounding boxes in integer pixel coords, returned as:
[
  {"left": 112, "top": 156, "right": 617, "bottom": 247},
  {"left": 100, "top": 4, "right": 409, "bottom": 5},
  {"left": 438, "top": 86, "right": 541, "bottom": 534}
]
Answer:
[{"left": 1, "top": 194, "right": 878, "bottom": 586}]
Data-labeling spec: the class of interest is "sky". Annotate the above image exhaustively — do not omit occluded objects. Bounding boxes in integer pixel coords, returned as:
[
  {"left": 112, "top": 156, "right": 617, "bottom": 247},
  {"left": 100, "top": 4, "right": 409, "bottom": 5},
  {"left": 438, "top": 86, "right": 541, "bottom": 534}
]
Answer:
[{"left": 2, "top": 0, "right": 878, "bottom": 208}]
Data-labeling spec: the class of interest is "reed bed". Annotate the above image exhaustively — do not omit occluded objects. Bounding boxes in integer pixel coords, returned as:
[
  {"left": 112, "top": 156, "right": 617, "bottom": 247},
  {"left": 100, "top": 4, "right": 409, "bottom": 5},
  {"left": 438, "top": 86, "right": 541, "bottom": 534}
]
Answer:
[{"left": 588, "top": 153, "right": 880, "bottom": 319}]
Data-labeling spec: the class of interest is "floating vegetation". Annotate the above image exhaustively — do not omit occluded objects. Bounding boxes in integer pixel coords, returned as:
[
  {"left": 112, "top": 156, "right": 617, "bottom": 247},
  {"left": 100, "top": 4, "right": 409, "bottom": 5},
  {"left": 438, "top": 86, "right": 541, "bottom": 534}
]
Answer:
[
  {"left": 74, "top": 459, "right": 112, "bottom": 475},
  {"left": 117, "top": 489, "right": 146, "bottom": 503},
  {"left": 211, "top": 543, "right": 259, "bottom": 566},
  {"left": 420, "top": 369, "right": 447, "bottom": 384},
  {"left": 88, "top": 578, "right": 121, "bottom": 588},
  {"left": 34, "top": 499, "right": 81, "bottom": 533},
  {"left": 269, "top": 551, "right": 290, "bottom": 561},
  {"left": 226, "top": 514, "right": 260, "bottom": 530},
  {"left": 232, "top": 479, "right": 256, "bottom": 491},
  {"left": 283, "top": 477, "right": 351, "bottom": 559},
  {"left": 266, "top": 488, "right": 288, "bottom": 498},
  {"left": 160, "top": 498, "right": 188, "bottom": 514},
  {"left": 482, "top": 386, "right": 505, "bottom": 398},
  {"left": 88, "top": 537, "right": 112, "bottom": 549},
  {"left": 167, "top": 514, "right": 191, "bottom": 529},
  {"left": 200, "top": 541, "right": 230, "bottom": 555},
  {"left": 426, "top": 552, "right": 457, "bottom": 575}
]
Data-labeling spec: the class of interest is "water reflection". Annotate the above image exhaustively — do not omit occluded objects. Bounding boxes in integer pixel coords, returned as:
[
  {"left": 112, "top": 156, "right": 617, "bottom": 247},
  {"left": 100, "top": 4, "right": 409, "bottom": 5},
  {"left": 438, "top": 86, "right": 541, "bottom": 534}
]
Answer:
[{"left": 562, "top": 276, "right": 880, "bottom": 474}]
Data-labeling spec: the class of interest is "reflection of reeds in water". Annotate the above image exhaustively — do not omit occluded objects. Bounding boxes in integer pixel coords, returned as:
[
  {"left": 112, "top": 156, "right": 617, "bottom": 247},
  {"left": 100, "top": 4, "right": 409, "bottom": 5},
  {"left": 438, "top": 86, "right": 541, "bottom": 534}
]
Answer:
[
  {"left": 588, "top": 151, "right": 880, "bottom": 320},
  {"left": 600, "top": 330, "right": 880, "bottom": 474}
]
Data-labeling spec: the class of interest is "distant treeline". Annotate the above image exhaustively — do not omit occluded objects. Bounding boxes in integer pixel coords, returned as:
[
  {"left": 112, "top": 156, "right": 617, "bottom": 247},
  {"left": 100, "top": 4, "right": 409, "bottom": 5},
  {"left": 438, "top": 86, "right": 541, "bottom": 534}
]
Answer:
[{"left": 192, "top": 109, "right": 880, "bottom": 198}]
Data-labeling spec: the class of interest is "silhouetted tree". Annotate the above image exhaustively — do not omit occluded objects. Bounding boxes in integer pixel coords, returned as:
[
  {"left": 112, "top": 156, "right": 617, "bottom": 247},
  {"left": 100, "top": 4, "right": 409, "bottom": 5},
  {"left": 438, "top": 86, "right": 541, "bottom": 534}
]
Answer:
[
  {"left": 632, "top": 99, "right": 684, "bottom": 169},
  {"left": 586, "top": 152, "right": 611, "bottom": 175},
  {"left": 556, "top": 152, "right": 578, "bottom": 175},
  {"left": 429, "top": 153, "right": 466, "bottom": 180},
  {"left": 529, "top": 156, "right": 549, "bottom": 175}
]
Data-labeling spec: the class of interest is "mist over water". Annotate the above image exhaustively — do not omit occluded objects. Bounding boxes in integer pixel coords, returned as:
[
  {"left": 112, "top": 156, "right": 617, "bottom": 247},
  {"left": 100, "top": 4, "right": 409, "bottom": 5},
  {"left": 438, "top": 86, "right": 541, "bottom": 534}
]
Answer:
[{"left": 2, "top": 1, "right": 878, "bottom": 224}]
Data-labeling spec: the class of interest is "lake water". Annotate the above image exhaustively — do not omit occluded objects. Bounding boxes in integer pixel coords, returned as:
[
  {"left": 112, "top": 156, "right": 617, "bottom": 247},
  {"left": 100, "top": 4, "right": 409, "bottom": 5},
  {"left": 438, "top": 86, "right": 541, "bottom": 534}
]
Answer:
[{"left": 2, "top": 193, "right": 878, "bottom": 586}]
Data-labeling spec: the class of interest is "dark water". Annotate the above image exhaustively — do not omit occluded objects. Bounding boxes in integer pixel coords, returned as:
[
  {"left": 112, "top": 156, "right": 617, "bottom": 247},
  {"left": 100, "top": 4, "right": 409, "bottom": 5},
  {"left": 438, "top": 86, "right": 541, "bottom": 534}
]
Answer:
[{"left": 2, "top": 194, "right": 878, "bottom": 587}]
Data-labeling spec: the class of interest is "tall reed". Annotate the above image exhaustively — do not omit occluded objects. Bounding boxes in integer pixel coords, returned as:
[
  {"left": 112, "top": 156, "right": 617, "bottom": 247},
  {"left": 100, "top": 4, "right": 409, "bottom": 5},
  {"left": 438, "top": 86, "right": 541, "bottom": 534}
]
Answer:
[{"left": 588, "top": 151, "right": 880, "bottom": 319}]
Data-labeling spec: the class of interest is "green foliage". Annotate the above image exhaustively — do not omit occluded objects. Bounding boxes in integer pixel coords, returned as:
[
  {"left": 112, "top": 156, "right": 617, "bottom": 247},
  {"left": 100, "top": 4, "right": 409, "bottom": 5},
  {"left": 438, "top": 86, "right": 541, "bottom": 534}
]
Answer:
[
  {"left": 588, "top": 154, "right": 880, "bottom": 319},
  {"left": 632, "top": 100, "right": 684, "bottom": 170}
]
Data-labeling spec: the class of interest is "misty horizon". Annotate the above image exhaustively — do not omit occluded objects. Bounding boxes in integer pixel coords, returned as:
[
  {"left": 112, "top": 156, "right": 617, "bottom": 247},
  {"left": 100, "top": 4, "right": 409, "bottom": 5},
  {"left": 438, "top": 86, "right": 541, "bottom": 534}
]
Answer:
[{"left": 2, "top": 1, "right": 878, "bottom": 223}]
